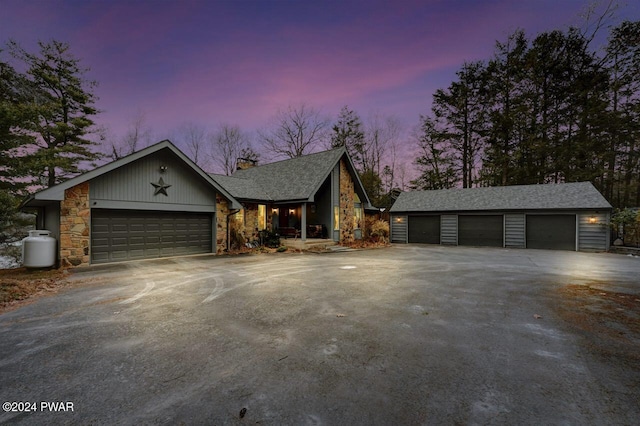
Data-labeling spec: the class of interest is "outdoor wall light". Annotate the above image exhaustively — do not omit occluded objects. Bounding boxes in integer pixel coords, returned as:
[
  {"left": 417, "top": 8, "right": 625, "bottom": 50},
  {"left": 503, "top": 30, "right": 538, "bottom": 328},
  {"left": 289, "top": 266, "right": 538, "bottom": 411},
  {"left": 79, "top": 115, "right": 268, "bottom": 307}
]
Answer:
[
  {"left": 395, "top": 217, "right": 404, "bottom": 223},
  {"left": 289, "top": 208, "right": 295, "bottom": 215},
  {"left": 588, "top": 216, "right": 598, "bottom": 224},
  {"left": 159, "top": 165, "right": 168, "bottom": 173},
  {"left": 272, "top": 207, "right": 279, "bottom": 214}
]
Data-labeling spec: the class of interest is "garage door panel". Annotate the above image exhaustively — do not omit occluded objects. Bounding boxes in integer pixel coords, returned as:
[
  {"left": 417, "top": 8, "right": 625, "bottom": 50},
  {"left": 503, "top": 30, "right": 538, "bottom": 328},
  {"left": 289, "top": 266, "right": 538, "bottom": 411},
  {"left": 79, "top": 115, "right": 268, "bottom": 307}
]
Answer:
[
  {"left": 129, "top": 236, "right": 145, "bottom": 245},
  {"left": 130, "top": 224, "right": 145, "bottom": 232},
  {"left": 526, "top": 215, "right": 576, "bottom": 250},
  {"left": 408, "top": 216, "right": 440, "bottom": 244},
  {"left": 92, "top": 253, "right": 109, "bottom": 262},
  {"left": 458, "top": 215, "right": 503, "bottom": 247},
  {"left": 91, "top": 210, "right": 213, "bottom": 264},
  {"left": 128, "top": 250, "right": 145, "bottom": 259},
  {"left": 146, "top": 236, "right": 160, "bottom": 244}
]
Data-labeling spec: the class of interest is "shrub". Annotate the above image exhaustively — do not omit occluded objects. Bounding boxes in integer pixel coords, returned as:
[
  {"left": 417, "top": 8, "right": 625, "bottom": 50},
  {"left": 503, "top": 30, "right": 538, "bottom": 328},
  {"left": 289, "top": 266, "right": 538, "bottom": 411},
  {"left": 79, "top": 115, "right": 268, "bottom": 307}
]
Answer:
[
  {"left": 1, "top": 190, "right": 35, "bottom": 267},
  {"left": 229, "top": 226, "right": 246, "bottom": 250},
  {"left": 368, "top": 219, "right": 389, "bottom": 242},
  {"left": 259, "top": 230, "right": 282, "bottom": 248},
  {"left": 611, "top": 208, "right": 640, "bottom": 246}
]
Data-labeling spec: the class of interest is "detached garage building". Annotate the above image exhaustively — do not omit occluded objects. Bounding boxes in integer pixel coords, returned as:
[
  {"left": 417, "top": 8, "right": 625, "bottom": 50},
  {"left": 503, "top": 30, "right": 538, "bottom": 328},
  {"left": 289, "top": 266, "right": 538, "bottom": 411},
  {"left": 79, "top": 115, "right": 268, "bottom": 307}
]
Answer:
[{"left": 390, "top": 182, "right": 612, "bottom": 252}]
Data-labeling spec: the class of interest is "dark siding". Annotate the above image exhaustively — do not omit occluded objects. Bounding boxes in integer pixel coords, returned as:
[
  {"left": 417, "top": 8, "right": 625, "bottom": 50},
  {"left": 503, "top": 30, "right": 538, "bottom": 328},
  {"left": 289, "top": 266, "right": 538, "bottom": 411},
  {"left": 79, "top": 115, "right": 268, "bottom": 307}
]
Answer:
[
  {"left": 332, "top": 163, "right": 340, "bottom": 241},
  {"left": 391, "top": 216, "right": 407, "bottom": 243},
  {"left": 440, "top": 215, "right": 458, "bottom": 245},
  {"left": 505, "top": 214, "right": 525, "bottom": 248},
  {"left": 91, "top": 150, "right": 217, "bottom": 209},
  {"left": 578, "top": 212, "right": 608, "bottom": 251}
]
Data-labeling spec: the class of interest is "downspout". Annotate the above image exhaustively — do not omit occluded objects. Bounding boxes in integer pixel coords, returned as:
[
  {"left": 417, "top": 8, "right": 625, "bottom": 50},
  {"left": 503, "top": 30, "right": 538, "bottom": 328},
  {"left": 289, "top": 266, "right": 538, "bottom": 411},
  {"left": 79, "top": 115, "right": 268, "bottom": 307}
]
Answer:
[{"left": 226, "top": 209, "right": 241, "bottom": 251}]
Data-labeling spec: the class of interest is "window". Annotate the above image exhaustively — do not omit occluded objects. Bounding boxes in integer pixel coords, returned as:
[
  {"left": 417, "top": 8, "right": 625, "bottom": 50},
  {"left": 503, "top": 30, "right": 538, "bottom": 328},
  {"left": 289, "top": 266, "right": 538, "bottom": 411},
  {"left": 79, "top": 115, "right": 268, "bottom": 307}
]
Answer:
[
  {"left": 354, "top": 193, "right": 363, "bottom": 229},
  {"left": 258, "top": 204, "right": 266, "bottom": 230},
  {"left": 334, "top": 206, "right": 340, "bottom": 230},
  {"left": 354, "top": 204, "right": 363, "bottom": 229}
]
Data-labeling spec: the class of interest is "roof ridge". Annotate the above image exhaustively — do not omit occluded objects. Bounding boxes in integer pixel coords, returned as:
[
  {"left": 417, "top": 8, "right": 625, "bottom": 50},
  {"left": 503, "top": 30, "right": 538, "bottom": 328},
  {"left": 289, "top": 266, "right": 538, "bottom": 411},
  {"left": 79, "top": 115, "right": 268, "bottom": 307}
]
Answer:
[
  {"left": 408, "top": 181, "right": 593, "bottom": 194},
  {"left": 236, "top": 146, "right": 345, "bottom": 171}
]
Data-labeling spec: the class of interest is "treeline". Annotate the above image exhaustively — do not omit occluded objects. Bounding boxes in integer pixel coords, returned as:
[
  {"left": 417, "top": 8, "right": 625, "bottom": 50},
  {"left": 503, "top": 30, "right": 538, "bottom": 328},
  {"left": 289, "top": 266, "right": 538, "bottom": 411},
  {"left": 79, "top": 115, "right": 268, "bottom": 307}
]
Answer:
[{"left": 412, "top": 21, "right": 640, "bottom": 208}]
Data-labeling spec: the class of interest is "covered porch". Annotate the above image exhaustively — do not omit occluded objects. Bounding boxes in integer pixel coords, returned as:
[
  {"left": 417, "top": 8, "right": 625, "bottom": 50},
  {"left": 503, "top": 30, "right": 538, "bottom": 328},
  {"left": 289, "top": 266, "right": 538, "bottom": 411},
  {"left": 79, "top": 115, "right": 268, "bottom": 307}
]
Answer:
[{"left": 270, "top": 202, "right": 332, "bottom": 242}]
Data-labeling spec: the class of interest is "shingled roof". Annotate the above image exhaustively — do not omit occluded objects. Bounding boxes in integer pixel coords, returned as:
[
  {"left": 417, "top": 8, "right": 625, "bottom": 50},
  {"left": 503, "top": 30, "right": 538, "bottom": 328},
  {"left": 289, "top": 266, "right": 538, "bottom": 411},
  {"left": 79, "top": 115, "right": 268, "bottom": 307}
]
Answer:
[
  {"left": 208, "top": 174, "right": 271, "bottom": 201},
  {"left": 389, "top": 182, "right": 612, "bottom": 213},
  {"left": 211, "top": 147, "right": 374, "bottom": 207},
  {"left": 232, "top": 148, "right": 345, "bottom": 201}
]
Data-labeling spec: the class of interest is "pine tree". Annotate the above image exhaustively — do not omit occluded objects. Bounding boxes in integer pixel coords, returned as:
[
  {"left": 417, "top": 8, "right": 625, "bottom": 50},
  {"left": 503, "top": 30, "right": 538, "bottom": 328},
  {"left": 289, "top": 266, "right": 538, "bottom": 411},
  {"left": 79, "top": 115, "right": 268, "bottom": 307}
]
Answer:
[
  {"left": 411, "top": 115, "right": 458, "bottom": 190},
  {"left": 432, "top": 61, "right": 488, "bottom": 188},
  {"left": 330, "top": 106, "right": 365, "bottom": 169},
  {"left": 0, "top": 53, "right": 35, "bottom": 193},
  {"left": 605, "top": 21, "right": 640, "bottom": 207},
  {"left": 7, "top": 40, "right": 101, "bottom": 189}
]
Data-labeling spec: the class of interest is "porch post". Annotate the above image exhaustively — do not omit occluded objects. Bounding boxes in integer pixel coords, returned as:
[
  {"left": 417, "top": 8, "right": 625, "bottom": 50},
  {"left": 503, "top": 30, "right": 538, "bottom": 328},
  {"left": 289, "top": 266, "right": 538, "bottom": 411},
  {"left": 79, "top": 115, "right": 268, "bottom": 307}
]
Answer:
[{"left": 301, "top": 202, "right": 307, "bottom": 241}]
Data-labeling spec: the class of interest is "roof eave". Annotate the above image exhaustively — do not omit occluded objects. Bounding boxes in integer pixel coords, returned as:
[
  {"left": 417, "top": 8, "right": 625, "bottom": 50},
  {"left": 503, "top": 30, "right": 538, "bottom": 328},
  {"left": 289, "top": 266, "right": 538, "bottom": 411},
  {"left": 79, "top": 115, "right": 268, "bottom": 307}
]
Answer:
[{"left": 390, "top": 206, "right": 614, "bottom": 214}]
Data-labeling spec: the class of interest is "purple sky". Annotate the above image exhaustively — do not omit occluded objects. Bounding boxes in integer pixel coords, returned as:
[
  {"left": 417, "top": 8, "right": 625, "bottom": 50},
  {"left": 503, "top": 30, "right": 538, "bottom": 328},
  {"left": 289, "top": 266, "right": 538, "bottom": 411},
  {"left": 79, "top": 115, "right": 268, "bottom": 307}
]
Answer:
[{"left": 2, "top": 0, "right": 639, "bottom": 165}]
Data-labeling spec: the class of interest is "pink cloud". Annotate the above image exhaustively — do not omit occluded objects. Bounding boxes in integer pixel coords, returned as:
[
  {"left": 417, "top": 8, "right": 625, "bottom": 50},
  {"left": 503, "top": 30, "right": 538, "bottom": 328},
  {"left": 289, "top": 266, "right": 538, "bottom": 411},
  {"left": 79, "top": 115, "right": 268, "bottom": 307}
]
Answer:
[{"left": 5, "top": 0, "right": 638, "bottom": 149}]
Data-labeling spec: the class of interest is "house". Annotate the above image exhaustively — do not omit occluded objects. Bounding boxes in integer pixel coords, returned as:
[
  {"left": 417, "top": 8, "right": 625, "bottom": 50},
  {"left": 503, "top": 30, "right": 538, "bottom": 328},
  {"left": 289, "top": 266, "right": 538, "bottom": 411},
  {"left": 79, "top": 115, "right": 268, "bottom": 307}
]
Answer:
[
  {"left": 209, "top": 145, "right": 375, "bottom": 245},
  {"left": 389, "top": 182, "right": 612, "bottom": 252},
  {"left": 20, "top": 140, "right": 374, "bottom": 267}
]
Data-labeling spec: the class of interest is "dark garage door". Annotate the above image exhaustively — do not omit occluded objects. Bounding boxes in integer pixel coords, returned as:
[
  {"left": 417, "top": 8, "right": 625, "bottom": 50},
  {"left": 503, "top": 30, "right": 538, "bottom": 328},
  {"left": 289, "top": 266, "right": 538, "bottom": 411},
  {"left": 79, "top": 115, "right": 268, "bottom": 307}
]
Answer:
[
  {"left": 408, "top": 216, "right": 440, "bottom": 244},
  {"left": 458, "top": 215, "right": 503, "bottom": 247},
  {"left": 526, "top": 215, "right": 576, "bottom": 251},
  {"left": 91, "top": 209, "right": 213, "bottom": 264}
]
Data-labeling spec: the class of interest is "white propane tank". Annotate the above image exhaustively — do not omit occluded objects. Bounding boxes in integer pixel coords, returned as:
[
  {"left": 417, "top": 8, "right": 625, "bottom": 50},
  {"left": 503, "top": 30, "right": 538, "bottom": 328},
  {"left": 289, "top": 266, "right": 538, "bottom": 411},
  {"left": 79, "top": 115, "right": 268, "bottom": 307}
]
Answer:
[{"left": 22, "top": 230, "right": 57, "bottom": 268}]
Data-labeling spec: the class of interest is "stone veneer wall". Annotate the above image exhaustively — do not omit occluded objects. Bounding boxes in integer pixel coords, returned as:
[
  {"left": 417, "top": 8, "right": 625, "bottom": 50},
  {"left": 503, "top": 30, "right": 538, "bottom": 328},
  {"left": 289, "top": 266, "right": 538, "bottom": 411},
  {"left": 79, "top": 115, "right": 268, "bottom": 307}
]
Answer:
[
  {"left": 244, "top": 204, "right": 259, "bottom": 237},
  {"left": 60, "top": 182, "right": 90, "bottom": 267},
  {"left": 216, "top": 195, "right": 230, "bottom": 253},
  {"left": 339, "top": 158, "right": 355, "bottom": 243},
  {"left": 229, "top": 204, "right": 271, "bottom": 244}
]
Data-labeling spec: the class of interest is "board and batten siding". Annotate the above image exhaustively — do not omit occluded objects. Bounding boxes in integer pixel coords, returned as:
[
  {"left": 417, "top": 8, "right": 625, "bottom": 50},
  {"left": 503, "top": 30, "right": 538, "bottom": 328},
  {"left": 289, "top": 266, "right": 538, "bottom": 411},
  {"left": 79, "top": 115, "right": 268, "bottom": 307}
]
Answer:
[
  {"left": 391, "top": 215, "right": 408, "bottom": 243},
  {"left": 504, "top": 213, "right": 525, "bottom": 248},
  {"left": 440, "top": 215, "right": 458, "bottom": 245},
  {"left": 90, "top": 150, "right": 217, "bottom": 211},
  {"left": 578, "top": 212, "right": 609, "bottom": 251},
  {"left": 331, "top": 163, "right": 340, "bottom": 241}
]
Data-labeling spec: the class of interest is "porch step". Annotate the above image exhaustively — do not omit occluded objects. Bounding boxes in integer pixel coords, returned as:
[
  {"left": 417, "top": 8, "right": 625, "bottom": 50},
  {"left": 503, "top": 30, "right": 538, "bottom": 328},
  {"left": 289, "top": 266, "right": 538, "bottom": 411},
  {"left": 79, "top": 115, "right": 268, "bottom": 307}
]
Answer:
[
  {"left": 326, "top": 245, "right": 356, "bottom": 253},
  {"left": 280, "top": 238, "right": 337, "bottom": 251}
]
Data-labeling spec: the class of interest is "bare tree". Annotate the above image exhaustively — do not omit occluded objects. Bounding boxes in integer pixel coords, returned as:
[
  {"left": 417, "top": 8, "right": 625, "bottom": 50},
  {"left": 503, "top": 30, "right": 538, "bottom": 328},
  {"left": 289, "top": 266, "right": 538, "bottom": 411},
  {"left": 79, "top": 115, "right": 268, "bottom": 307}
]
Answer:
[
  {"left": 105, "top": 110, "right": 152, "bottom": 160},
  {"left": 174, "top": 122, "right": 208, "bottom": 169},
  {"left": 364, "top": 113, "right": 402, "bottom": 175},
  {"left": 210, "top": 123, "right": 258, "bottom": 175},
  {"left": 259, "top": 103, "right": 328, "bottom": 159}
]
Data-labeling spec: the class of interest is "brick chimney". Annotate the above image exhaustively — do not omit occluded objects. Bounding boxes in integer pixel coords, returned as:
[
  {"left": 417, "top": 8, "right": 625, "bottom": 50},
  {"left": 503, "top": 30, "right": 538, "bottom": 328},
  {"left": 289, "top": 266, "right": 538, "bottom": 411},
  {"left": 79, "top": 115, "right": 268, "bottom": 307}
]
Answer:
[{"left": 236, "top": 158, "right": 257, "bottom": 170}]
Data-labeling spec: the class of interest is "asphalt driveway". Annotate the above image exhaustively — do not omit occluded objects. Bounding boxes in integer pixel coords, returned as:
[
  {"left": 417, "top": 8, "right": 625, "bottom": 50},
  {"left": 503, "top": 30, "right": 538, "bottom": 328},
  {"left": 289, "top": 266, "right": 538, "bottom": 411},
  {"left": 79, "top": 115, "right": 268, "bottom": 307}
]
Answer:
[{"left": 1, "top": 245, "right": 638, "bottom": 425}]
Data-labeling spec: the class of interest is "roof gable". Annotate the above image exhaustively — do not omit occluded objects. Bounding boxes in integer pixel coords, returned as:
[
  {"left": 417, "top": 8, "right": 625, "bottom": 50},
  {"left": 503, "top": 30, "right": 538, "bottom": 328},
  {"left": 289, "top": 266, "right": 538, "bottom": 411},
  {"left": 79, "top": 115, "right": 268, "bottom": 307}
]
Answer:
[
  {"left": 24, "top": 140, "right": 242, "bottom": 209},
  {"left": 390, "top": 182, "right": 612, "bottom": 213},
  {"left": 222, "top": 147, "right": 373, "bottom": 207},
  {"left": 231, "top": 148, "right": 343, "bottom": 201}
]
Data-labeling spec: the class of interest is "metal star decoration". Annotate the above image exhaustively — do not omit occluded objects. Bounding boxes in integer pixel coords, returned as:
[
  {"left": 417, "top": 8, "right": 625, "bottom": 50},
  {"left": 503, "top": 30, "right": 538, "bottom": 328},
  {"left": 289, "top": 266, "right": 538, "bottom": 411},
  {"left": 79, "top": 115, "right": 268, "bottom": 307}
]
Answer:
[{"left": 151, "top": 177, "right": 172, "bottom": 196}]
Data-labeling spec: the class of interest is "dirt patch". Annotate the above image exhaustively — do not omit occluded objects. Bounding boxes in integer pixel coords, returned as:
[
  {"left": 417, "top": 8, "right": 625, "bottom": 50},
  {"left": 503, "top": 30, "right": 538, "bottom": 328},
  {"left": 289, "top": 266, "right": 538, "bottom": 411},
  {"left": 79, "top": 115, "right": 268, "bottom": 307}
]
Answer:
[
  {"left": 0, "top": 267, "right": 71, "bottom": 313},
  {"left": 554, "top": 283, "right": 640, "bottom": 365}
]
